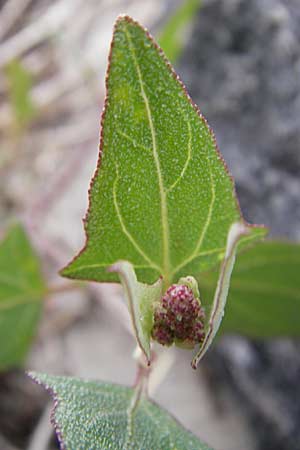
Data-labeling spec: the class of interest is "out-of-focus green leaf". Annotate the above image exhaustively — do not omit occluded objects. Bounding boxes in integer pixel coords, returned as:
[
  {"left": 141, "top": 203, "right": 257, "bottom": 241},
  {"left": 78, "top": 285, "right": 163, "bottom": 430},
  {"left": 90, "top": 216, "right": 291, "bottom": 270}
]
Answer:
[
  {"left": 198, "top": 241, "right": 300, "bottom": 337},
  {"left": 62, "top": 15, "right": 265, "bottom": 289},
  {"left": 30, "top": 373, "right": 213, "bottom": 450},
  {"left": 159, "top": 0, "right": 201, "bottom": 63},
  {"left": 5, "top": 60, "right": 35, "bottom": 129},
  {"left": 0, "top": 224, "right": 45, "bottom": 369}
]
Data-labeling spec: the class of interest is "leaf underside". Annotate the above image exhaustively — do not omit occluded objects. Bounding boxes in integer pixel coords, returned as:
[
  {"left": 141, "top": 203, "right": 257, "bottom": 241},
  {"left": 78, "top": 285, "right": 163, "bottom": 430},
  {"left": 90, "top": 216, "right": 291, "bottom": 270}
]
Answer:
[
  {"left": 62, "top": 15, "right": 265, "bottom": 287},
  {"left": 109, "top": 261, "right": 163, "bottom": 362},
  {"left": 30, "top": 373, "right": 213, "bottom": 450},
  {"left": 198, "top": 240, "right": 300, "bottom": 337},
  {"left": 0, "top": 224, "right": 45, "bottom": 369},
  {"left": 192, "top": 222, "right": 249, "bottom": 368}
]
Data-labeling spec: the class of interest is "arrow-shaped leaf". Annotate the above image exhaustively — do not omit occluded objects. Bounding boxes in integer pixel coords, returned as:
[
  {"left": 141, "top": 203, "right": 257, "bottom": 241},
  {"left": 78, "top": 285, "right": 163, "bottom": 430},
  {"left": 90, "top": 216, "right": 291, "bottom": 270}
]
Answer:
[
  {"left": 0, "top": 224, "right": 45, "bottom": 369},
  {"left": 61, "top": 15, "right": 265, "bottom": 288},
  {"left": 30, "top": 372, "right": 213, "bottom": 450}
]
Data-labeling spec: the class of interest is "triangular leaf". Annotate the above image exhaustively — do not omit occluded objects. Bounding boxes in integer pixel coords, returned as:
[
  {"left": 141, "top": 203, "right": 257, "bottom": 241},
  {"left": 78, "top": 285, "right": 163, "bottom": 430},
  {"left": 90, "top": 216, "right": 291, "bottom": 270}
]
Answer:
[
  {"left": 62, "top": 15, "right": 265, "bottom": 287},
  {"left": 30, "top": 373, "right": 213, "bottom": 450},
  {"left": 199, "top": 240, "right": 300, "bottom": 337},
  {"left": 109, "top": 261, "right": 162, "bottom": 363},
  {"left": 0, "top": 224, "right": 45, "bottom": 369}
]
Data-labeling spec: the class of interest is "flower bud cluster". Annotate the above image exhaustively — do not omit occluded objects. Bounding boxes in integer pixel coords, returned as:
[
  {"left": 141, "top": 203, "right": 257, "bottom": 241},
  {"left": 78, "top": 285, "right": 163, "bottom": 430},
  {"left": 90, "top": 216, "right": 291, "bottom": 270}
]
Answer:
[{"left": 151, "top": 284, "right": 205, "bottom": 347}]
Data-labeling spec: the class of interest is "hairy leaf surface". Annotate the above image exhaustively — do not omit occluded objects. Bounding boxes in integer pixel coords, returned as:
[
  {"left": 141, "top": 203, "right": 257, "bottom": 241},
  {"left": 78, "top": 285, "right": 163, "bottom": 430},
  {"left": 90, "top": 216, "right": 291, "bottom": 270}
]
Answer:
[
  {"left": 30, "top": 373, "right": 213, "bottom": 450},
  {"left": 0, "top": 224, "right": 45, "bottom": 369},
  {"left": 62, "top": 16, "right": 265, "bottom": 287},
  {"left": 198, "top": 241, "right": 300, "bottom": 336}
]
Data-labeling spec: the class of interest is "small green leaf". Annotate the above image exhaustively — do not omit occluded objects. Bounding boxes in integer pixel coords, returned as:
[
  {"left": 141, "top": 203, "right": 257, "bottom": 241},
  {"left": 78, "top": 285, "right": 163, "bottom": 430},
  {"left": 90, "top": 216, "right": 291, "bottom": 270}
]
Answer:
[
  {"left": 109, "top": 261, "right": 162, "bottom": 363},
  {"left": 159, "top": 0, "right": 201, "bottom": 63},
  {"left": 198, "top": 241, "right": 300, "bottom": 337},
  {"left": 30, "top": 372, "right": 213, "bottom": 450},
  {"left": 5, "top": 60, "right": 36, "bottom": 130},
  {"left": 192, "top": 222, "right": 249, "bottom": 368},
  {"left": 0, "top": 224, "right": 45, "bottom": 369},
  {"left": 62, "top": 15, "right": 265, "bottom": 288}
]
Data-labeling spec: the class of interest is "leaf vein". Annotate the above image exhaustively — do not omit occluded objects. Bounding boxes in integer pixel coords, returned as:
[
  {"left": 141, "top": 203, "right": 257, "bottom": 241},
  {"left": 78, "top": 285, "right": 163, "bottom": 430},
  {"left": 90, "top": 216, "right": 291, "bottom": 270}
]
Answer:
[
  {"left": 124, "top": 25, "right": 170, "bottom": 284},
  {"left": 113, "top": 164, "right": 162, "bottom": 273},
  {"left": 171, "top": 158, "right": 216, "bottom": 277},
  {"left": 166, "top": 119, "right": 192, "bottom": 193},
  {"left": 116, "top": 128, "right": 151, "bottom": 152}
]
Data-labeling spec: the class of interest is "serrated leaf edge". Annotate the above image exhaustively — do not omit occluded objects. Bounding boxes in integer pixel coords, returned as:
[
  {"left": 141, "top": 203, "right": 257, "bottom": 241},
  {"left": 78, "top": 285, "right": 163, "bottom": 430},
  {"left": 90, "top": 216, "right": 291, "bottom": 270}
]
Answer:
[{"left": 28, "top": 372, "right": 67, "bottom": 450}]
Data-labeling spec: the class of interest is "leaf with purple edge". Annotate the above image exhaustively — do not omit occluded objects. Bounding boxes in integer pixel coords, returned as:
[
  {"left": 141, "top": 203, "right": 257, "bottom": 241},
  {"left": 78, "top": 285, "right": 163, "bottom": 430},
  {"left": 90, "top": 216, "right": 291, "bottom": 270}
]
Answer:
[
  {"left": 29, "top": 372, "right": 214, "bottom": 450},
  {"left": 61, "top": 15, "right": 266, "bottom": 290}
]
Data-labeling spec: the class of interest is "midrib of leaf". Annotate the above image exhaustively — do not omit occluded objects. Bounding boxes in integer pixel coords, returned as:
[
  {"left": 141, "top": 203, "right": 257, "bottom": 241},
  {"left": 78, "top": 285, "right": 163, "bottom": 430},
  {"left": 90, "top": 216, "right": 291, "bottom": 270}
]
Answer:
[
  {"left": 124, "top": 383, "right": 143, "bottom": 450},
  {"left": 113, "top": 164, "right": 162, "bottom": 273},
  {"left": 124, "top": 25, "right": 171, "bottom": 286}
]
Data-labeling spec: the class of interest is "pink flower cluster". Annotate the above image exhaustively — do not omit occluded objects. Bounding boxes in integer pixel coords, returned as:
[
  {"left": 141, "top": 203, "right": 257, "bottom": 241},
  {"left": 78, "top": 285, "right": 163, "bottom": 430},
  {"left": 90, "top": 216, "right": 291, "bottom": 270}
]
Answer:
[{"left": 151, "top": 284, "right": 205, "bottom": 347}]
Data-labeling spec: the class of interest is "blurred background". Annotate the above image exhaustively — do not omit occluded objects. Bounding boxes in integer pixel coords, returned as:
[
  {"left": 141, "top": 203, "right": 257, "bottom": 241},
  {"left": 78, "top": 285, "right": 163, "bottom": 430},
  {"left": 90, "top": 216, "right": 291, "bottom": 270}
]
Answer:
[{"left": 0, "top": 0, "right": 300, "bottom": 449}]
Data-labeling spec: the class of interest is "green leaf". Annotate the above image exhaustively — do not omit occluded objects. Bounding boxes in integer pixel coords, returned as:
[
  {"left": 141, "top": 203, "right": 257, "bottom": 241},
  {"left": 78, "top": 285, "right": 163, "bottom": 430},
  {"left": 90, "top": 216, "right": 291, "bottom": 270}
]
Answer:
[
  {"left": 30, "top": 372, "right": 213, "bottom": 450},
  {"left": 0, "top": 224, "right": 45, "bottom": 370},
  {"left": 109, "top": 261, "right": 163, "bottom": 363},
  {"left": 159, "top": 0, "right": 201, "bottom": 63},
  {"left": 5, "top": 60, "right": 36, "bottom": 130},
  {"left": 62, "top": 15, "right": 265, "bottom": 288},
  {"left": 192, "top": 222, "right": 249, "bottom": 368},
  {"left": 198, "top": 240, "right": 300, "bottom": 337}
]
